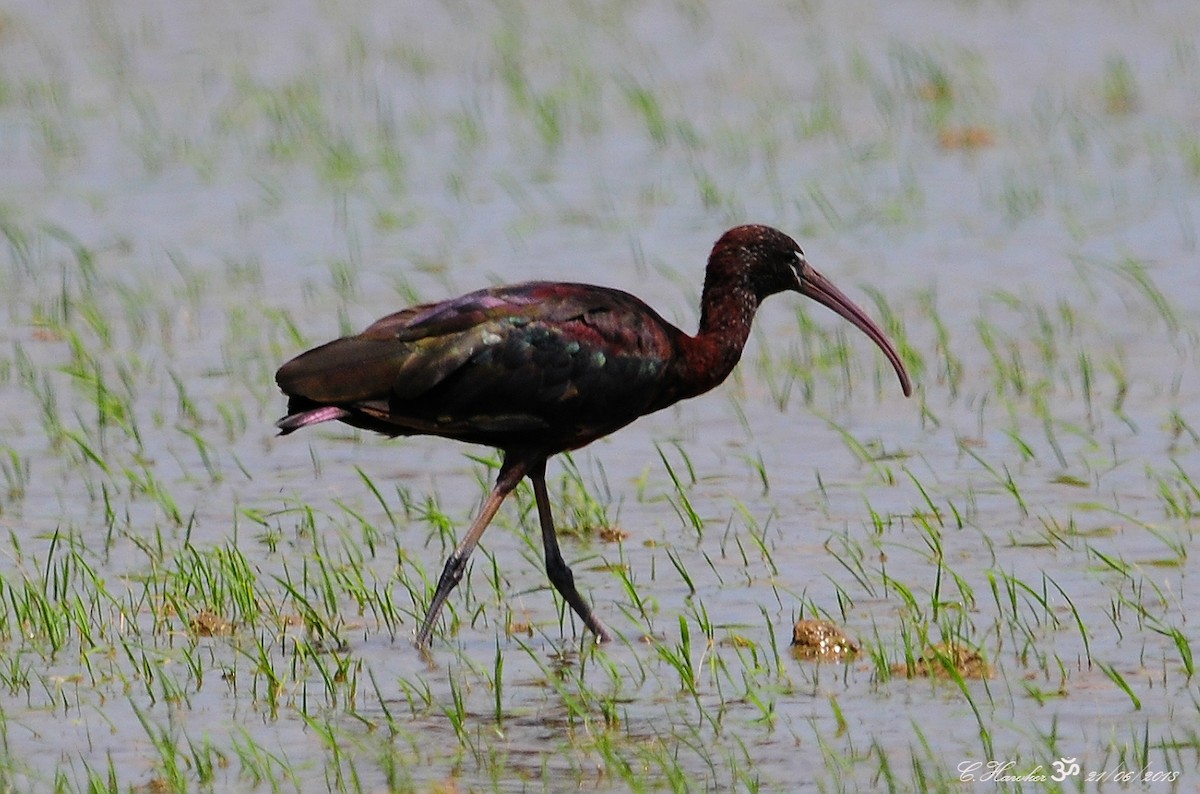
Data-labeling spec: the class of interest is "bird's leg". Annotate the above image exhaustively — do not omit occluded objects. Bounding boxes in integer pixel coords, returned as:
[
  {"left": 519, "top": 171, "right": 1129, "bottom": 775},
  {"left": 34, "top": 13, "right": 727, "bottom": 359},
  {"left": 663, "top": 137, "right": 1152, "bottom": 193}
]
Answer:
[
  {"left": 415, "top": 455, "right": 529, "bottom": 647},
  {"left": 530, "top": 462, "right": 614, "bottom": 643}
]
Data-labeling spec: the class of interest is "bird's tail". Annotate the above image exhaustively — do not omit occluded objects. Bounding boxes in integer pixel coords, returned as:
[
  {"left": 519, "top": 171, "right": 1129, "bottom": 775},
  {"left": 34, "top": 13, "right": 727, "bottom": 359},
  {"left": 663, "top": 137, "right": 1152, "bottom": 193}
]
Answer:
[{"left": 275, "top": 406, "right": 351, "bottom": 436}]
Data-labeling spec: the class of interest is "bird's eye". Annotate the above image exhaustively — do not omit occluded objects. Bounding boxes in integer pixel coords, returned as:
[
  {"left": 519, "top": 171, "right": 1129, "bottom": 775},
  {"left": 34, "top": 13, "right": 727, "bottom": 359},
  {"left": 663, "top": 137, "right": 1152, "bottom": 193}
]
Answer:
[{"left": 790, "top": 249, "right": 806, "bottom": 277}]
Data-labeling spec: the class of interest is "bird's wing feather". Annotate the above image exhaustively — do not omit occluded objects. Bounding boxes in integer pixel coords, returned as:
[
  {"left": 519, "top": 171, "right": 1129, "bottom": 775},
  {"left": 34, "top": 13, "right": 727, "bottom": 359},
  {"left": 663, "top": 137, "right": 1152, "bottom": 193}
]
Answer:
[
  {"left": 276, "top": 282, "right": 681, "bottom": 439},
  {"left": 276, "top": 286, "right": 534, "bottom": 402}
]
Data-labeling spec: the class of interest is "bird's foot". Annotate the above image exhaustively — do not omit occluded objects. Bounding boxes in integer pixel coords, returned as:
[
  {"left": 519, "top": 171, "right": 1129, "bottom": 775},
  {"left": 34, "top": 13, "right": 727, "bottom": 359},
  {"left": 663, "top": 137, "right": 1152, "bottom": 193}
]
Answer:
[{"left": 588, "top": 617, "right": 614, "bottom": 644}]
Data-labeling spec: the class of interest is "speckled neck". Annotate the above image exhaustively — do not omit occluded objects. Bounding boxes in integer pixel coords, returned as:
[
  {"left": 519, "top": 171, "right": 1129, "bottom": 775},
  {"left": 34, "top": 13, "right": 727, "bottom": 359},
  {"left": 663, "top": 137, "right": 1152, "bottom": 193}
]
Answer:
[{"left": 676, "top": 239, "right": 762, "bottom": 399}]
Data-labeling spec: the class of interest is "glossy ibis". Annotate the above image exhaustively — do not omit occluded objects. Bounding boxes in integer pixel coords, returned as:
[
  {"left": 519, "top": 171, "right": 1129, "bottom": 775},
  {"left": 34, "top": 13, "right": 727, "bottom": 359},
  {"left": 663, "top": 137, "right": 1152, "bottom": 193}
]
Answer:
[{"left": 275, "top": 225, "right": 912, "bottom": 647}]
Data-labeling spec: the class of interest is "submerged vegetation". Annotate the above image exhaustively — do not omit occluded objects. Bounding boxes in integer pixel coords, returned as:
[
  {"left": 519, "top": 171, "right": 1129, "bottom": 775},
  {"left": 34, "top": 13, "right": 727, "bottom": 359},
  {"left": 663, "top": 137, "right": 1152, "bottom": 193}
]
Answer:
[{"left": 0, "top": 0, "right": 1198, "bottom": 790}]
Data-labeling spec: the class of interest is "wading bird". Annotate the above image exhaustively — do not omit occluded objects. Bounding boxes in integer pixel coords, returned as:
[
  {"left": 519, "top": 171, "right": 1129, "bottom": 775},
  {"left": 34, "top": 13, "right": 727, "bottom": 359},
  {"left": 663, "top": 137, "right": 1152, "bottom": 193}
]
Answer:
[{"left": 275, "top": 225, "right": 912, "bottom": 647}]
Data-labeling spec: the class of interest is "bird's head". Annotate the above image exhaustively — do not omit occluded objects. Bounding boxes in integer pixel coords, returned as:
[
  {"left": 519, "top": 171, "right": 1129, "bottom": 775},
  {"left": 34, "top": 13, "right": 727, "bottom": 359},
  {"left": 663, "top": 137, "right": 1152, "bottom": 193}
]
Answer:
[{"left": 714, "top": 225, "right": 913, "bottom": 398}]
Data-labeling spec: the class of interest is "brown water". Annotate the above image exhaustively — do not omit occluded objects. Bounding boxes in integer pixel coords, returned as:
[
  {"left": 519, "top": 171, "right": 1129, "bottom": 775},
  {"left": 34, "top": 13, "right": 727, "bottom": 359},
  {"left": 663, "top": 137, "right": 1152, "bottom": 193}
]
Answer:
[{"left": 1, "top": 0, "right": 1198, "bottom": 790}]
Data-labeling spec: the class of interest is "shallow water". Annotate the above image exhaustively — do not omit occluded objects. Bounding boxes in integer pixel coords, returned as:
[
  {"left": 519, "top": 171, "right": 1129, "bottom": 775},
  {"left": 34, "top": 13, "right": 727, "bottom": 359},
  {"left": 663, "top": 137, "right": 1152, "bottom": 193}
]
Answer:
[{"left": 1, "top": 0, "right": 1199, "bottom": 790}]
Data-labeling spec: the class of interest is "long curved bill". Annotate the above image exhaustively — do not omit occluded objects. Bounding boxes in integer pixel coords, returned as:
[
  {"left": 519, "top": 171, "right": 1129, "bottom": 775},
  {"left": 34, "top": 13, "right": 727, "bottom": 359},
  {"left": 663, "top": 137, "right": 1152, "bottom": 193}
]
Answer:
[{"left": 797, "top": 261, "right": 913, "bottom": 398}]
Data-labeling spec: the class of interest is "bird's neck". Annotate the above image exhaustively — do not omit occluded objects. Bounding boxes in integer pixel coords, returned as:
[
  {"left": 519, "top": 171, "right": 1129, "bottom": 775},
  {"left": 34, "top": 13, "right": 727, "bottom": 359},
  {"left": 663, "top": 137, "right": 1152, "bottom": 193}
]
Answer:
[{"left": 677, "top": 275, "right": 759, "bottom": 397}]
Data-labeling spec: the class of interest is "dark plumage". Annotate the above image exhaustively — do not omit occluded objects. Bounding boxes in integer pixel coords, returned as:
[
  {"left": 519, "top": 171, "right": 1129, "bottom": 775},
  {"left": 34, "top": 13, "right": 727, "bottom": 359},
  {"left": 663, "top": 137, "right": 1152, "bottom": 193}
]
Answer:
[{"left": 275, "top": 225, "right": 912, "bottom": 647}]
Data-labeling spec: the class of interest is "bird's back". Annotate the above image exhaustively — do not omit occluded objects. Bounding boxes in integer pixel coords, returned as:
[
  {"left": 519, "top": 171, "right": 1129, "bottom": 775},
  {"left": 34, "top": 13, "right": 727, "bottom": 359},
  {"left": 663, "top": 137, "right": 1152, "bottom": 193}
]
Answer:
[{"left": 276, "top": 282, "right": 686, "bottom": 451}]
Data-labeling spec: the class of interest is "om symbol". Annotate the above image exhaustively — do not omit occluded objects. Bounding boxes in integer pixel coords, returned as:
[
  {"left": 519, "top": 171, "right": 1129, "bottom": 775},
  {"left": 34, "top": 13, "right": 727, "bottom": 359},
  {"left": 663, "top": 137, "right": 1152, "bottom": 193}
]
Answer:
[{"left": 1051, "top": 757, "right": 1080, "bottom": 781}]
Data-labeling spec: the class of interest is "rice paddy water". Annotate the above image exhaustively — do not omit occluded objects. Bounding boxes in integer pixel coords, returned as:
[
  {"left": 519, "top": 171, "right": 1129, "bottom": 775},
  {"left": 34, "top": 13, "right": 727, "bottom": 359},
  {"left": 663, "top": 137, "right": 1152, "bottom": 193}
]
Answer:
[{"left": 0, "top": 0, "right": 1198, "bottom": 790}]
